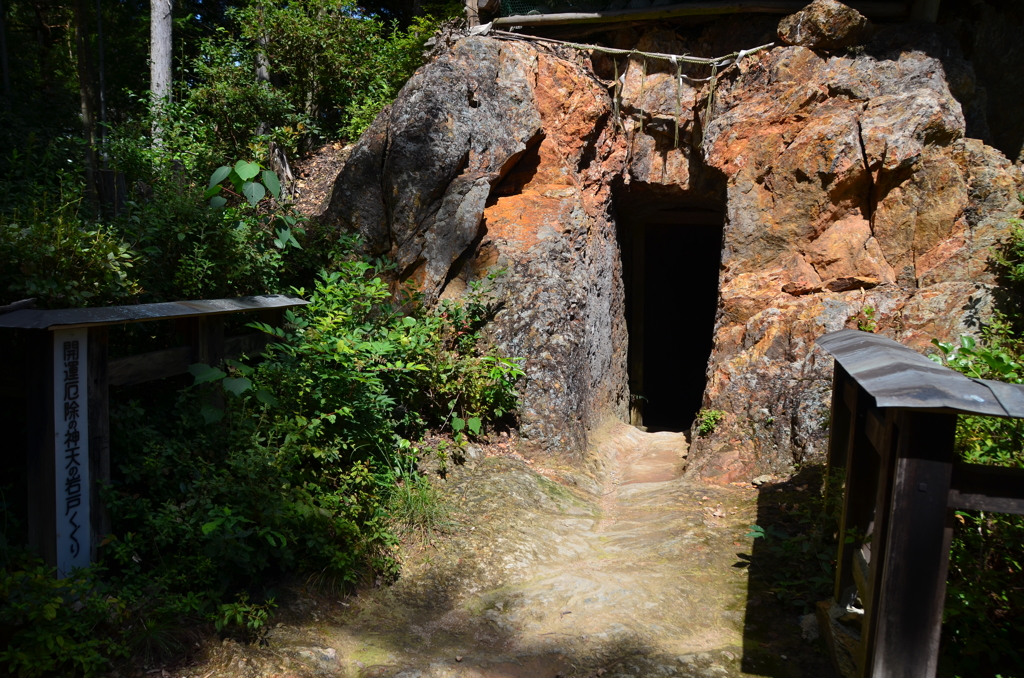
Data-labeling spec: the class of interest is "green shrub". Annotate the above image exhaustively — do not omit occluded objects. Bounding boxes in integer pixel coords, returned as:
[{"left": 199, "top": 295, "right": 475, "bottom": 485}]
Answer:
[
  {"left": 929, "top": 327, "right": 1024, "bottom": 676},
  {"left": 0, "top": 204, "right": 139, "bottom": 308},
  {"left": 88, "top": 263, "right": 522, "bottom": 665},
  {"left": 0, "top": 556, "right": 129, "bottom": 678},
  {"left": 234, "top": 0, "right": 444, "bottom": 140}
]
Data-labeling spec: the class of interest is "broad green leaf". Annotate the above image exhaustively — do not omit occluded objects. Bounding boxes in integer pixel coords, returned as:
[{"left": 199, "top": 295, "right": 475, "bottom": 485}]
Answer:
[
  {"left": 242, "top": 181, "right": 266, "bottom": 207},
  {"left": 188, "top": 363, "right": 226, "bottom": 384},
  {"left": 208, "top": 165, "right": 232, "bottom": 188},
  {"left": 201, "top": 519, "right": 223, "bottom": 535},
  {"left": 201, "top": 404, "right": 224, "bottom": 424},
  {"left": 256, "top": 389, "right": 278, "bottom": 407},
  {"left": 234, "top": 160, "right": 260, "bottom": 181},
  {"left": 222, "top": 377, "right": 252, "bottom": 396},
  {"left": 209, "top": 196, "right": 227, "bottom": 209},
  {"left": 225, "top": 359, "right": 254, "bottom": 376},
  {"left": 275, "top": 226, "right": 301, "bottom": 249},
  {"left": 467, "top": 417, "right": 481, "bottom": 435},
  {"left": 402, "top": 316, "right": 416, "bottom": 327},
  {"left": 451, "top": 416, "right": 465, "bottom": 433},
  {"left": 204, "top": 184, "right": 222, "bottom": 199},
  {"left": 262, "top": 169, "right": 281, "bottom": 200}
]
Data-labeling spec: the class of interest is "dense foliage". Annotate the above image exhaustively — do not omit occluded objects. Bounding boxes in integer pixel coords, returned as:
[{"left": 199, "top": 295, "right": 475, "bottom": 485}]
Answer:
[
  {"left": 930, "top": 330, "right": 1024, "bottom": 676},
  {"left": 0, "top": 0, "right": 518, "bottom": 673},
  {"left": 0, "top": 172, "right": 522, "bottom": 676}
]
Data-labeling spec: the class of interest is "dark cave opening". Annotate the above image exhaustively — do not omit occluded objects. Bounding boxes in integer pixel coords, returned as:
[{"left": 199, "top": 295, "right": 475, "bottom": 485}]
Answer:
[{"left": 621, "top": 201, "right": 725, "bottom": 433}]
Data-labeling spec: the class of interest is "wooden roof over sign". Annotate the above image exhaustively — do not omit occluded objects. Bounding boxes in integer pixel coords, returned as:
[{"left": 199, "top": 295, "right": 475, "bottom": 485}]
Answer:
[
  {"left": 0, "top": 294, "right": 308, "bottom": 331},
  {"left": 816, "top": 329, "right": 1024, "bottom": 418}
]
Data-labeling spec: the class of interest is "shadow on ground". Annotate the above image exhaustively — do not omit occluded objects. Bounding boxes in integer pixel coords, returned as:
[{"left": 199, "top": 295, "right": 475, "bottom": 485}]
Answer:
[
  {"left": 739, "top": 464, "right": 837, "bottom": 678},
  {"left": 165, "top": 429, "right": 836, "bottom": 678}
]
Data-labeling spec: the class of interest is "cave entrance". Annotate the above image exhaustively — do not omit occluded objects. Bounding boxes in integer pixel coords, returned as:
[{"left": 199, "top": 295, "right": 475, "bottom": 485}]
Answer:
[{"left": 621, "top": 202, "right": 725, "bottom": 433}]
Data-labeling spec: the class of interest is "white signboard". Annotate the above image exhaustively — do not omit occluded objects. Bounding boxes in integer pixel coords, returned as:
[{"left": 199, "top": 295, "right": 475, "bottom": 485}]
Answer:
[{"left": 53, "top": 328, "right": 89, "bottom": 577}]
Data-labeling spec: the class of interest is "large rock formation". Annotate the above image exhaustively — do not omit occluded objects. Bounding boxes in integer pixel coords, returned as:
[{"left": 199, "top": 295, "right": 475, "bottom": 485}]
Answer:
[{"left": 322, "top": 8, "right": 1024, "bottom": 480}]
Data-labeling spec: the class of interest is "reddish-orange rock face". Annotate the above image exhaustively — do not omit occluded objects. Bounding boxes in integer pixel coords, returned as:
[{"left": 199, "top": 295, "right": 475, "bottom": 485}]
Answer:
[{"left": 324, "top": 16, "right": 1024, "bottom": 480}]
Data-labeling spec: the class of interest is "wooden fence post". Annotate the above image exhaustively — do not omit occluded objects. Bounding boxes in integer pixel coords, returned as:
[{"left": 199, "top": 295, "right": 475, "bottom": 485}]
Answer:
[
  {"left": 869, "top": 411, "right": 956, "bottom": 678},
  {"left": 88, "top": 326, "right": 110, "bottom": 558},
  {"left": 26, "top": 329, "right": 55, "bottom": 568}
]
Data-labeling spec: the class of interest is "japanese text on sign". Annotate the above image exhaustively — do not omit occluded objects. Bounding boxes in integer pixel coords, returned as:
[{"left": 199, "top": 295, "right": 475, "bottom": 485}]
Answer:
[{"left": 53, "top": 328, "right": 89, "bottom": 576}]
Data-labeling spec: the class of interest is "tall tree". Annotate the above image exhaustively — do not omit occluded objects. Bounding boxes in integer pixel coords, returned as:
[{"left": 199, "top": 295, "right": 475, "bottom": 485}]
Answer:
[
  {"left": 0, "top": 0, "right": 10, "bottom": 106},
  {"left": 150, "top": 0, "right": 172, "bottom": 142},
  {"left": 73, "top": 0, "right": 98, "bottom": 205}
]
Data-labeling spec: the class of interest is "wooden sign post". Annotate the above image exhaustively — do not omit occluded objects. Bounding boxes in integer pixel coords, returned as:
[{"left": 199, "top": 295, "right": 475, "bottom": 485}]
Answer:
[
  {"left": 53, "top": 328, "right": 91, "bottom": 576},
  {"left": 3, "top": 294, "right": 308, "bottom": 576}
]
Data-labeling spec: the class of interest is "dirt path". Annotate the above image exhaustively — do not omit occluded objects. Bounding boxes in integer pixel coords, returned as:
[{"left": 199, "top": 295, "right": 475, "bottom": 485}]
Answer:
[{"left": 170, "top": 425, "right": 830, "bottom": 678}]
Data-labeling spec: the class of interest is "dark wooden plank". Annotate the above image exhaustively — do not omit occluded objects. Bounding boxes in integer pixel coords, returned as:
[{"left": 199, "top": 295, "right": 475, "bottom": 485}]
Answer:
[
  {"left": 0, "top": 294, "right": 307, "bottom": 330},
  {"left": 856, "top": 407, "right": 898, "bottom": 677},
  {"left": 87, "top": 327, "right": 110, "bottom": 559},
  {"left": 834, "top": 383, "right": 881, "bottom": 608},
  {"left": 630, "top": 222, "right": 645, "bottom": 427},
  {"left": 864, "top": 405, "right": 887, "bottom": 454},
  {"left": 108, "top": 346, "right": 192, "bottom": 387},
  {"left": 910, "top": 0, "right": 940, "bottom": 22},
  {"left": 26, "top": 329, "right": 56, "bottom": 568},
  {"left": 108, "top": 333, "right": 273, "bottom": 386},
  {"left": 198, "top": 316, "right": 225, "bottom": 367},
  {"left": 826, "top": 363, "right": 852, "bottom": 471},
  {"left": 949, "top": 463, "right": 1024, "bottom": 515},
  {"left": 225, "top": 332, "right": 273, "bottom": 360},
  {"left": 843, "top": 377, "right": 859, "bottom": 411},
  {"left": 869, "top": 411, "right": 957, "bottom": 678}
]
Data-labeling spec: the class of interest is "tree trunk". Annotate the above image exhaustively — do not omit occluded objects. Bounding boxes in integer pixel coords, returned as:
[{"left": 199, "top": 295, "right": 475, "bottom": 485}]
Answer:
[
  {"left": 150, "top": 0, "right": 172, "bottom": 144},
  {"left": 255, "top": 18, "right": 294, "bottom": 196},
  {"left": 0, "top": 0, "right": 11, "bottom": 106},
  {"left": 96, "top": 0, "right": 107, "bottom": 161},
  {"left": 73, "top": 0, "right": 98, "bottom": 208}
]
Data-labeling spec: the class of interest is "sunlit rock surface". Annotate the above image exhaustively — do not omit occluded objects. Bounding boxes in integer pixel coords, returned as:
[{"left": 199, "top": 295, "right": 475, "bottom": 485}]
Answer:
[{"left": 322, "top": 8, "right": 1024, "bottom": 480}]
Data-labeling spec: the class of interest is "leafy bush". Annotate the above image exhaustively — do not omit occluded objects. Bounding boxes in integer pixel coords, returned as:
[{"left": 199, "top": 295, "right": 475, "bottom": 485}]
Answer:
[
  {"left": 0, "top": 556, "right": 129, "bottom": 678},
  {"left": 0, "top": 204, "right": 139, "bottom": 308},
  {"left": 233, "top": 0, "right": 444, "bottom": 140},
  {"left": 73, "top": 262, "right": 523, "bottom": 671},
  {"left": 929, "top": 327, "right": 1024, "bottom": 677}
]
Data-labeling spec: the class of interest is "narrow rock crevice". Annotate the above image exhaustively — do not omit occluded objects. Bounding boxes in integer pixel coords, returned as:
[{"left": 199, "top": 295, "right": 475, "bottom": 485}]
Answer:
[{"left": 855, "top": 115, "right": 876, "bottom": 229}]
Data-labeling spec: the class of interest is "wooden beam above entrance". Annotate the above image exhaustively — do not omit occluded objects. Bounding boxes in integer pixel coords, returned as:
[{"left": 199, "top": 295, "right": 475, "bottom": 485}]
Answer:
[{"left": 491, "top": 1, "right": 909, "bottom": 28}]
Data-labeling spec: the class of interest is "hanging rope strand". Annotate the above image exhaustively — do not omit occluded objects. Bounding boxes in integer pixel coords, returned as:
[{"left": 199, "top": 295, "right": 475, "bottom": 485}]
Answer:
[
  {"left": 638, "top": 56, "right": 647, "bottom": 134},
  {"left": 485, "top": 28, "right": 772, "bottom": 144},
  {"left": 612, "top": 57, "right": 621, "bottom": 130},
  {"left": 490, "top": 28, "right": 772, "bottom": 70},
  {"left": 673, "top": 56, "right": 682, "bottom": 149},
  {"left": 700, "top": 61, "right": 719, "bottom": 150}
]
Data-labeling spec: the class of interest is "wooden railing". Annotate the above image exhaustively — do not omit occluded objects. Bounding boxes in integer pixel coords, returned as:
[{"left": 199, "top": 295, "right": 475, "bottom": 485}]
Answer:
[{"left": 816, "top": 329, "right": 1024, "bottom": 678}]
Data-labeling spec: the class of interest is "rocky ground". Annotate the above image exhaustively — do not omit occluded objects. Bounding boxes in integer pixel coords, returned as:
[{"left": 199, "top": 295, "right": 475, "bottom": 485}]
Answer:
[
  {"left": 151, "top": 424, "right": 834, "bottom": 678},
  {"left": 290, "top": 143, "right": 352, "bottom": 219}
]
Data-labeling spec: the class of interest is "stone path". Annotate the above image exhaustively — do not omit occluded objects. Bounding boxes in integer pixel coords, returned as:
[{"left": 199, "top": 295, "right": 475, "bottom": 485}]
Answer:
[{"left": 174, "top": 425, "right": 830, "bottom": 678}]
